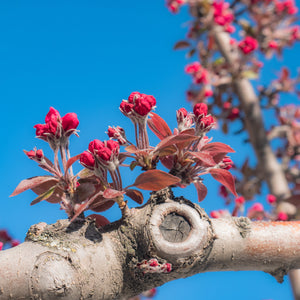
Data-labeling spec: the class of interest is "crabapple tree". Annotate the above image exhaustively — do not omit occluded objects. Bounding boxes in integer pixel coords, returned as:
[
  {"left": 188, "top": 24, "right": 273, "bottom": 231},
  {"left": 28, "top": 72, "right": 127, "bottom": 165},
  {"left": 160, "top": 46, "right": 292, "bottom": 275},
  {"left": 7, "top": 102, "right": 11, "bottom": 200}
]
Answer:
[{"left": 1, "top": 0, "right": 300, "bottom": 300}]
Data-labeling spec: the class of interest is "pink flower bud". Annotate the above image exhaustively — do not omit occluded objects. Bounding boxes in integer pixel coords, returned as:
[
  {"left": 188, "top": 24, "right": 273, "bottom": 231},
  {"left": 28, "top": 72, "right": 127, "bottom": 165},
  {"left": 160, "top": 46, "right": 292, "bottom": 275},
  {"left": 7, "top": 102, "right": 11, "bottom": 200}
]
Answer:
[
  {"left": 277, "top": 211, "right": 288, "bottom": 221},
  {"left": 267, "top": 194, "right": 277, "bottom": 204},
  {"left": 134, "top": 97, "right": 152, "bottom": 116},
  {"left": 238, "top": 36, "right": 258, "bottom": 55},
  {"left": 62, "top": 113, "right": 79, "bottom": 132},
  {"left": 235, "top": 196, "right": 245, "bottom": 206},
  {"left": 88, "top": 139, "right": 105, "bottom": 154},
  {"left": 193, "top": 103, "right": 208, "bottom": 117},
  {"left": 251, "top": 203, "right": 264, "bottom": 212},
  {"left": 0, "top": 242, "right": 3, "bottom": 251},
  {"left": 228, "top": 107, "right": 240, "bottom": 121},
  {"left": 107, "top": 127, "right": 117, "bottom": 138},
  {"left": 80, "top": 151, "right": 95, "bottom": 169},
  {"left": 223, "top": 101, "right": 231, "bottom": 110},
  {"left": 128, "top": 91, "right": 141, "bottom": 103},
  {"left": 210, "top": 210, "right": 220, "bottom": 218},
  {"left": 45, "top": 107, "right": 60, "bottom": 136},
  {"left": 204, "top": 89, "right": 213, "bottom": 97},
  {"left": 219, "top": 185, "right": 228, "bottom": 198},
  {"left": 149, "top": 259, "right": 159, "bottom": 267},
  {"left": 185, "top": 62, "right": 201, "bottom": 74},
  {"left": 268, "top": 40, "right": 278, "bottom": 49}
]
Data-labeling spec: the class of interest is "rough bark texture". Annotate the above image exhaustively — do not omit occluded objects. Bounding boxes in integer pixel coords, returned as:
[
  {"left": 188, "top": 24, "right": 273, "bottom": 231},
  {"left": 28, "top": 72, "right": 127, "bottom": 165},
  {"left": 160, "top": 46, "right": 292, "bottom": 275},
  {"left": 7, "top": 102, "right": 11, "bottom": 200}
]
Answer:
[
  {"left": 0, "top": 189, "right": 300, "bottom": 300},
  {"left": 212, "top": 26, "right": 300, "bottom": 300}
]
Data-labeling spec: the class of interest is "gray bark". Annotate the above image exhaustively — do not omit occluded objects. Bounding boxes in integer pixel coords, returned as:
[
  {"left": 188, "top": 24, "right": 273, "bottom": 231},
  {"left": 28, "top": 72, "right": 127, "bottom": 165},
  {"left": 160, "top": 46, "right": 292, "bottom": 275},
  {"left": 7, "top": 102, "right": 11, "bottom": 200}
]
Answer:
[
  {"left": 0, "top": 190, "right": 300, "bottom": 300},
  {"left": 212, "top": 26, "right": 300, "bottom": 299}
]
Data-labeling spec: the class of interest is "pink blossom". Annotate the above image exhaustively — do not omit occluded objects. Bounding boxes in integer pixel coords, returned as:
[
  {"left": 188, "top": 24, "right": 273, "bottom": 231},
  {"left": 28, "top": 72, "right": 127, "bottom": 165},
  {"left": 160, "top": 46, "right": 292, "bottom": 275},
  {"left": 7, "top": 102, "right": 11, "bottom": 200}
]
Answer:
[
  {"left": 204, "top": 89, "right": 213, "bottom": 97},
  {"left": 277, "top": 211, "right": 288, "bottom": 221},
  {"left": 238, "top": 36, "right": 258, "bottom": 55},
  {"left": 185, "top": 62, "right": 201, "bottom": 74},
  {"left": 0, "top": 242, "right": 3, "bottom": 251},
  {"left": 267, "top": 194, "right": 277, "bottom": 204},
  {"left": 268, "top": 41, "right": 278, "bottom": 49},
  {"left": 26, "top": 150, "right": 36, "bottom": 158},
  {"left": 200, "top": 115, "right": 215, "bottom": 129},
  {"left": 36, "top": 149, "right": 44, "bottom": 159}
]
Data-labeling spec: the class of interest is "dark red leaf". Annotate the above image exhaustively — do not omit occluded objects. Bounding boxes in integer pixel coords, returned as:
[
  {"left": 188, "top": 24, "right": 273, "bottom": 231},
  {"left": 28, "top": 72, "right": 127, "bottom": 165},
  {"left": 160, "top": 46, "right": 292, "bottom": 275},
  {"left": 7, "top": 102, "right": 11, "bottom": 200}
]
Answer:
[
  {"left": 130, "top": 170, "right": 181, "bottom": 191},
  {"left": 90, "top": 197, "right": 115, "bottom": 212},
  {"left": 212, "top": 152, "right": 228, "bottom": 164},
  {"left": 125, "top": 189, "right": 144, "bottom": 204},
  {"left": 193, "top": 181, "right": 208, "bottom": 202},
  {"left": 173, "top": 40, "right": 190, "bottom": 50},
  {"left": 74, "top": 182, "right": 96, "bottom": 203},
  {"left": 189, "top": 151, "right": 216, "bottom": 167},
  {"left": 201, "top": 142, "right": 235, "bottom": 154},
  {"left": 10, "top": 176, "right": 58, "bottom": 197},
  {"left": 103, "top": 188, "right": 125, "bottom": 199},
  {"left": 66, "top": 154, "right": 81, "bottom": 173},
  {"left": 30, "top": 185, "right": 57, "bottom": 205},
  {"left": 209, "top": 168, "right": 237, "bottom": 196},
  {"left": 148, "top": 113, "right": 172, "bottom": 140},
  {"left": 87, "top": 214, "right": 110, "bottom": 227},
  {"left": 155, "top": 134, "right": 198, "bottom": 153}
]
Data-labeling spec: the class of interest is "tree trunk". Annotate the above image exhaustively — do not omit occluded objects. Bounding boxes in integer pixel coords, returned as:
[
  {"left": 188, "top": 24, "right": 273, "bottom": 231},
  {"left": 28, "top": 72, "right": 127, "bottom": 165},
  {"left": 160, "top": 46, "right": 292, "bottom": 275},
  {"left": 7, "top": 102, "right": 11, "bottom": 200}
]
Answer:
[
  {"left": 1, "top": 190, "right": 300, "bottom": 300},
  {"left": 212, "top": 26, "right": 300, "bottom": 300}
]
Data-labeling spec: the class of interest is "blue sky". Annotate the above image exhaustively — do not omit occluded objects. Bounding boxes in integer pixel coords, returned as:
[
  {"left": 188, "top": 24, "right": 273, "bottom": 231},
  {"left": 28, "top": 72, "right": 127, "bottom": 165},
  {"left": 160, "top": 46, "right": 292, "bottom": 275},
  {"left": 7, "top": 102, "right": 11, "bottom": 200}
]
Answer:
[{"left": 0, "top": 1, "right": 299, "bottom": 299}]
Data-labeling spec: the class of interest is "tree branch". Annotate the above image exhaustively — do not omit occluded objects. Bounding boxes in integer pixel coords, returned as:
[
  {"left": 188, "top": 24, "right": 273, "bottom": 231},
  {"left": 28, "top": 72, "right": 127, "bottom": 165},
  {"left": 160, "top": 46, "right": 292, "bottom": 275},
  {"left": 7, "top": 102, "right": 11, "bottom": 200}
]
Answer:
[
  {"left": 0, "top": 192, "right": 299, "bottom": 299},
  {"left": 211, "top": 25, "right": 299, "bottom": 299}
]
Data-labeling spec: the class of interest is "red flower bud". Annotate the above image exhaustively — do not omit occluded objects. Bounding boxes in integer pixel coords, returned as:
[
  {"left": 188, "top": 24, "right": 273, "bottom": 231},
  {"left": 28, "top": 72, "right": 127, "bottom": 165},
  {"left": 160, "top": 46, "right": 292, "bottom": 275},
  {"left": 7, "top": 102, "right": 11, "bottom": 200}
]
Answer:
[
  {"left": 97, "top": 147, "right": 112, "bottom": 161},
  {"left": 134, "top": 97, "right": 152, "bottom": 116},
  {"left": 88, "top": 139, "right": 105, "bottom": 154},
  {"left": 128, "top": 91, "right": 141, "bottom": 103},
  {"left": 34, "top": 124, "right": 48, "bottom": 137},
  {"left": 200, "top": 115, "right": 214, "bottom": 128},
  {"left": 62, "top": 113, "right": 79, "bottom": 132},
  {"left": 193, "top": 103, "right": 208, "bottom": 117},
  {"left": 45, "top": 107, "right": 60, "bottom": 135},
  {"left": 143, "top": 94, "right": 156, "bottom": 107},
  {"left": 106, "top": 140, "right": 120, "bottom": 154},
  {"left": 210, "top": 210, "right": 220, "bottom": 218},
  {"left": 26, "top": 150, "right": 36, "bottom": 158},
  {"left": 120, "top": 101, "right": 134, "bottom": 114},
  {"left": 185, "top": 62, "right": 201, "bottom": 74},
  {"left": 80, "top": 151, "right": 95, "bottom": 169},
  {"left": 36, "top": 149, "right": 44, "bottom": 159},
  {"left": 0, "top": 242, "right": 3, "bottom": 251},
  {"left": 107, "top": 127, "right": 117, "bottom": 138}
]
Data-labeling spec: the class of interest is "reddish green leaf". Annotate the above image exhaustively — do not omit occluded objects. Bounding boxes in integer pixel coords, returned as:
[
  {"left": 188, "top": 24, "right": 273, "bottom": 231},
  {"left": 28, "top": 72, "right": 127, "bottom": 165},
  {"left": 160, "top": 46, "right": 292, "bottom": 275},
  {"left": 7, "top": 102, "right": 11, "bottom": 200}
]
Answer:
[
  {"left": 189, "top": 151, "right": 216, "bottom": 167},
  {"left": 103, "top": 188, "right": 125, "bottom": 199},
  {"left": 194, "top": 181, "right": 208, "bottom": 202},
  {"left": 125, "top": 189, "right": 144, "bottom": 204},
  {"left": 209, "top": 168, "right": 237, "bottom": 196},
  {"left": 30, "top": 185, "right": 57, "bottom": 205},
  {"left": 10, "top": 176, "right": 58, "bottom": 197},
  {"left": 130, "top": 170, "right": 181, "bottom": 191},
  {"left": 201, "top": 142, "right": 235, "bottom": 154},
  {"left": 87, "top": 214, "right": 110, "bottom": 227},
  {"left": 148, "top": 113, "right": 172, "bottom": 140},
  {"left": 125, "top": 145, "right": 139, "bottom": 153},
  {"left": 74, "top": 182, "right": 96, "bottom": 203}
]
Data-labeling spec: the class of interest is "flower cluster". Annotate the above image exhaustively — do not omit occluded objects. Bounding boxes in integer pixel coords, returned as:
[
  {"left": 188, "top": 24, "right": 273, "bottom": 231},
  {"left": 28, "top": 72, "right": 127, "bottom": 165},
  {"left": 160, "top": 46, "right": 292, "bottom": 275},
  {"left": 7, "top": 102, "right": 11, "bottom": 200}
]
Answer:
[
  {"left": 185, "top": 62, "right": 209, "bottom": 85},
  {"left": 212, "top": 1, "right": 235, "bottom": 33},
  {"left": 166, "top": 0, "right": 185, "bottom": 13},
  {"left": 120, "top": 92, "right": 156, "bottom": 118},
  {"left": 238, "top": 36, "right": 258, "bottom": 55},
  {"left": 34, "top": 107, "right": 79, "bottom": 149}
]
